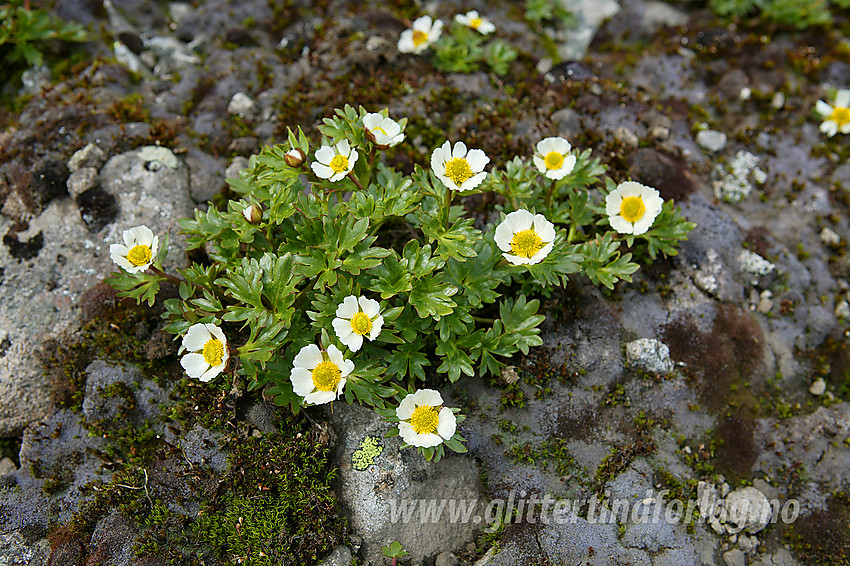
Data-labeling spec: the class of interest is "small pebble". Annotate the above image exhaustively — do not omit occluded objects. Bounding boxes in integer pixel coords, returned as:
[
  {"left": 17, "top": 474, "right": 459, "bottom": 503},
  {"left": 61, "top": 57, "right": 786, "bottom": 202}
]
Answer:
[
  {"left": 810, "top": 378, "right": 826, "bottom": 396},
  {"left": 696, "top": 129, "right": 727, "bottom": 152},
  {"left": 820, "top": 227, "right": 841, "bottom": 247}
]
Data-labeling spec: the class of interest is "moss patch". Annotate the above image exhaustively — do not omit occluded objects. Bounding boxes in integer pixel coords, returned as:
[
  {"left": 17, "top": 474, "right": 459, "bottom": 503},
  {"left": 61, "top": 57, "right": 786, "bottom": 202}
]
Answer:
[{"left": 786, "top": 492, "right": 850, "bottom": 564}]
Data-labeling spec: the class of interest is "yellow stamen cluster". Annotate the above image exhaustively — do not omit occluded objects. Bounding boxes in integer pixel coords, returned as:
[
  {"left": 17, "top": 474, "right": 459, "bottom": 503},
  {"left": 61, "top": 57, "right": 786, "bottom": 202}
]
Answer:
[
  {"left": 127, "top": 244, "right": 152, "bottom": 267},
  {"left": 202, "top": 338, "right": 224, "bottom": 366},
  {"left": 410, "top": 405, "right": 439, "bottom": 434},
  {"left": 620, "top": 196, "right": 646, "bottom": 223},
  {"left": 330, "top": 154, "right": 349, "bottom": 174},
  {"left": 829, "top": 107, "right": 850, "bottom": 127},
  {"left": 544, "top": 151, "right": 565, "bottom": 170},
  {"left": 510, "top": 229, "right": 544, "bottom": 259},
  {"left": 312, "top": 361, "right": 342, "bottom": 392},
  {"left": 412, "top": 30, "right": 428, "bottom": 46},
  {"left": 444, "top": 157, "right": 473, "bottom": 186},
  {"left": 350, "top": 312, "right": 373, "bottom": 335}
]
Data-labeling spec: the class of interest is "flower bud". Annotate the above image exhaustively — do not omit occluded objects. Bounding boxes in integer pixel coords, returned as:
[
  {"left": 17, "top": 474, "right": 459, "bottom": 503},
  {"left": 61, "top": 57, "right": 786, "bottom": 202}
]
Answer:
[
  {"left": 284, "top": 148, "right": 306, "bottom": 168},
  {"left": 242, "top": 203, "right": 262, "bottom": 224}
]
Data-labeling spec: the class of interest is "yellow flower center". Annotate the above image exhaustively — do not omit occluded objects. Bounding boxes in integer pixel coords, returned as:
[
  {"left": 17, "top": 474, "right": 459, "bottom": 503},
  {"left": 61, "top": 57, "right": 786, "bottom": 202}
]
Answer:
[
  {"left": 510, "top": 229, "right": 545, "bottom": 259},
  {"left": 127, "top": 244, "right": 152, "bottom": 267},
  {"left": 469, "top": 17, "right": 482, "bottom": 29},
  {"left": 829, "top": 106, "right": 850, "bottom": 127},
  {"left": 329, "top": 154, "right": 349, "bottom": 174},
  {"left": 202, "top": 338, "right": 224, "bottom": 366},
  {"left": 372, "top": 126, "right": 388, "bottom": 136},
  {"left": 443, "top": 157, "right": 473, "bottom": 187},
  {"left": 350, "top": 311, "right": 372, "bottom": 336},
  {"left": 412, "top": 30, "right": 428, "bottom": 46},
  {"left": 410, "top": 405, "right": 440, "bottom": 435},
  {"left": 311, "top": 361, "right": 341, "bottom": 392},
  {"left": 620, "top": 196, "right": 646, "bottom": 223},
  {"left": 544, "top": 151, "right": 565, "bottom": 170}
]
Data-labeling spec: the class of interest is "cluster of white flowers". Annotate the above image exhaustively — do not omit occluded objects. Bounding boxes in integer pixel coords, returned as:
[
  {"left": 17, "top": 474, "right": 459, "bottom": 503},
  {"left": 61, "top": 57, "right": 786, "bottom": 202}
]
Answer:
[{"left": 398, "top": 11, "right": 496, "bottom": 54}]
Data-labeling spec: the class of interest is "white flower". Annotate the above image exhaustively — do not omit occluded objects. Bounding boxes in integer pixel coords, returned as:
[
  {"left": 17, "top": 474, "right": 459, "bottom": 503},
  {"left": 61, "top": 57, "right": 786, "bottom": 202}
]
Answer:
[
  {"left": 396, "top": 389, "right": 457, "bottom": 448},
  {"left": 363, "top": 113, "right": 405, "bottom": 148},
  {"left": 532, "top": 137, "right": 577, "bottom": 180},
  {"left": 454, "top": 10, "right": 495, "bottom": 34},
  {"left": 398, "top": 15, "right": 443, "bottom": 54},
  {"left": 605, "top": 181, "right": 664, "bottom": 236},
  {"left": 109, "top": 225, "right": 159, "bottom": 273},
  {"left": 431, "top": 140, "right": 489, "bottom": 192},
  {"left": 311, "top": 139, "right": 359, "bottom": 182},
  {"left": 332, "top": 295, "right": 384, "bottom": 352},
  {"left": 180, "top": 323, "right": 229, "bottom": 382},
  {"left": 290, "top": 344, "right": 353, "bottom": 405},
  {"left": 816, "top": 89, "right": 850, "bottom": 137},
  {"left": 494, "top": 209, "right": 556, "bottom": 265}
]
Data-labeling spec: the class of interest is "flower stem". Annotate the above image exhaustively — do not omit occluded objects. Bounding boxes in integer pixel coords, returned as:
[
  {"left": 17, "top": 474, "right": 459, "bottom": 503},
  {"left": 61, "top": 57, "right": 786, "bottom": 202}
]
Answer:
[
  {"left": 567, "top": 225, "right": 578, "bottom": 244},
  {"left": 472, "top": 315, "right": 496, "bottom": 324},
  {"left": 545, "top": 178, "right": 557, "bottom": 212},
  {"left": 149, "top": 266, "right": 186, "bottom": 287},
  {"left": 444, "top": 187, "right": 453, "bottom": 230},
  {"left": 347, "top": 171, "right": 365, "bottom": 191}
]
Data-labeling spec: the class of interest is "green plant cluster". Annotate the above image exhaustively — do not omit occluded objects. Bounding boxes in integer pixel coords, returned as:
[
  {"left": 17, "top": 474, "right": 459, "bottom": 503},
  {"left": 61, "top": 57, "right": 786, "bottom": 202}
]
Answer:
[
  {"left": 706, "top": 0, "right": 850, "bottom": 28},
  {"left": 432, "top": 23, "right": 517, "bottom": 75},
  {"left": 0, "top": 0, "right": 87, "bottom": 83},
  {"left": 107, "top": 105, "right": 694, "bottom": 461}
]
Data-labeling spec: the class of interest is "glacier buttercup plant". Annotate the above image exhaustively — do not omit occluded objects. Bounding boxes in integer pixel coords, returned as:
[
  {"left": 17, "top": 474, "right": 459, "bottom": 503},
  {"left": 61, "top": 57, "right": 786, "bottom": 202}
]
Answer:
[
  {"left": 533, "top": 137, "right": 576, "bottom": 180},
  {"left": 816, "top": 89, "right": 850, "bottom": 137},
  {"left": 605, "top": 181, "right": 664, "bottom": 236},
  {"left": 106, "top": 104, "right": 695, "bottom": 462},
  {"left": 455, "top": 10, "right": 496, "bottom": 34},
  {"left": 110, "top": 226, "right": 159, "bottom": 273},
  {"left": 363, "top": 113, "right": 405, "bottom": 148},
  {"left": 398, "top": 15, "right": 442, "bottom": 54},
  {"left": 180, "top": 323, "right": 229, "bottom": 382}
]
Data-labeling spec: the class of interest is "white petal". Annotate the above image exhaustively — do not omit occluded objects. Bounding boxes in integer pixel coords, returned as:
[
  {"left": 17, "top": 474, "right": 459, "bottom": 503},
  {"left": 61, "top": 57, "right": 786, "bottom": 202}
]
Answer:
[
  {"left": 455, "top": 14, "right": 470, "bottom": 26},
  {"left": 529, "top": 241, "right": 554, "bottom": 264},
  {"left": 293, "top": 344, "right": 323, "bottom": 370},
  {"left": 459, "top": 171, "right": 487, "bottom": 191},
  {"left": 181, "top": 353, "right": 209, "bottom": 378},
  {"left": 359, "top": 297, "right": 381, "bottom": 318},
  {"left": 397, "top": 395, "right": 417, "bottom": 419},
  {"left": 494, "top": 220, "right": 514, "bottom": 251},
  {"left": 609, "top": 215, "right": 634, "bottom": 234},
  {"left": 466, "top": 149, "right": 489, "bottom": 171},
  {"left": 398, "top": 421, "right": 416, "bottom": 443},
  {"left": 336, "top": 375, "right": 347, "bottom": 395},
  {"left": 437, "top": 407, "right": 457, "bottom": 439},
  {"left": 561, "top": 154, "right": 577, "bottom": 174},
  {"left": 451, "top": 141, "right": 467, "bottom": 159},
  {"left": 198, "top": 365, "right": 223, "bottom": 382},
  {"left": 411, "top": 432, "right": 443, "bottom": 448},
  {"left": 816, "top": 100, "right": 833, "bottom": 117},
  {"left": 430, "top": 19, "right": 443, "bottom": 40},
  {"left": 632, "top": 215, "right": 656, "bottom": 235},
  {"left": 346, "top": 149, "right": 359, "bottom": 170},
  {"left": 605, "top": 191, "right": 623, "bottom": 216},
  {"left": 311, "top": 162, "right": 334, "bottom": 179},
  {"left": 314, "top": 145, "right": 335, "bottom": 165},
  {"left": 532, "top": 155, "right": 546, "bottom": 174},
  {"left": 110, "top": 244, "right": 129, "bottom": 266},
  {"left": 329, "top": 170, "right": 347, "bottom": 182},
  {"left": 337, "top": 295, "right": 359, "bottom": 318},
  {"left": 326, "top": 344, "right": 345, "bottom": 367},
  {"left": 305, "top": 390, "right": 336, "bottom": 405},
  {"left": 503, "top": 252, "right": 530, "bottom": 265},
  {"left": 398, "top": 31, "right": 415, "bottom": 53},
  {"left": 533, "top": 215, "right": 556, "bottom": 241},
  {"left": 617, "top": 181, "right": 644, "bottom": 197},
  {"left": 412, "top": 15, "right": 432, "bottom": 32},
  {"left": 412, "top": 388, "right": 443, "bottom": 407},
  {"left": 478, "top": 21, "right": 496, "bottom": 34},
  {"left": 340, "top": 359, "right": 355, "bottom": 377},
  {"left": 183, "top": 324, "right": 212, "bottom": 351},
  {"left": 822, "top": 121, "right": 838, "bottom": 137},
  {"left": 333, "top": 317, "right": 355, "bottom": 340},
  {"left": 290, "top": 368, "right": 315, "bottom": 396},
  {"left": 339, "top": 332, "right": 363, "bottom": 352},
  {"left": 368, "top": 315, "right": 384, "bottom": 340},
  {"left": 841, "top": 122, "right": 850, "bottom": 134},
  {"left": 506, "top": 209, "right": 534, "bottom": 232},
  {"left": 837, "top": 90, "right": 850, "bottom": 108},
  {"left": 363, "top": 113, "right": 382, "bottom": 129}
]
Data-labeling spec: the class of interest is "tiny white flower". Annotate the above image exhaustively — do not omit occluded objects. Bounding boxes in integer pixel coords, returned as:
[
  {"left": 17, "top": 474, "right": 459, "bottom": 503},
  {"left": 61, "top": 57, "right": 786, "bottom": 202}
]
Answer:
[
  {"left": 290, "top": 344, "right": 353, "bottom": 405},
  {"left": 816, "top": 89, "right": 850, "bottom": 137},
  {"left": 494, "top": 209, "right": 556, "bottom": 265},
  {"left": 398, "top": 15, "right": 443, "bottom": 54},
  {"left": 311, "top": 139, "right": 359, "bottom": 182},
  {"left": 109, "top": 225, "right": 159, "bottom": 273},
  {"left": 180, "top": 323, "right": 229, "bottom": 382},
  {"left": 396, "top": 389, "right": 457, "bottom": 448},
  {"left": 332, "top": 295, "right": 384, "bottom": 352},
  {"left": 363, "top": 113, "right": 405, "bottom": 148},
  {"left": 605, "top": 181, "right": 664, "bottom": 236},
  {"left": 454, "top": 10, "right": 495, "bottom": 34},
  {"left": 532, "top": 137, "right": 577, "bottom": 180},
  {"left": 431, "top": 140, "right": 489, "bottom": 192}
]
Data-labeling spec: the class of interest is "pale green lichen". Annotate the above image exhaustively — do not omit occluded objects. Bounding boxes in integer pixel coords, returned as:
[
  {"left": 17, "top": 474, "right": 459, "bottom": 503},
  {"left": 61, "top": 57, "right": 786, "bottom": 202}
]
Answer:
[{"left": 351, "top": 435, "right": 384, "bottom": 471}]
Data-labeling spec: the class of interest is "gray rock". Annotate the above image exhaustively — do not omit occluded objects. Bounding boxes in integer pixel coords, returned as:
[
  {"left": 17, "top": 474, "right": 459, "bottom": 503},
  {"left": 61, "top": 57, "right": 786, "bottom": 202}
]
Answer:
[
  {"left": 66, "top": 167, "right": 99, "bottom": 199},
  {"left": 641, "top": 1, "right": 689, "bottom": 32},
  {"left": 184, "top": 148, "right": 225, "bottom": 204},
  {"left": 614, "top": 127, "right": 639, "bottom": 149},
  {"left": 0, "top": 531, "right": 50, "bottom": 566},
  {"left": 86, "top": 512, "right": 138, "bottom": 566},
  {"left": 626, "top": 339, "right": 674, "bottom": 374},
  {"left": 82, "top": 360, "right": 167, "bottom": 427},
  {"left": 225, "top": 156, "right": 251, "bottom": 181},
  {"left": 317, "top": 545, "right": 353, "bottom": 566},
  {"left": 68, "top": 143, "right": 107, "bottom": 172},
  {"left": 551, "top": 108, "right": 582, "bottom": 140},
  {"left": 538, "top": 519, "right": 653, "bottom": 565},
  {"left": 723, "top": 548, "right": 746, "bottom": 566},
  {"left": 330, "top": 403, "right": 485, "bottom": 564},
  {"left": 712, "top": 150, "right": 766, "bottom": 203},
  {"left": 228, "top": 92, "right": 258, "bottom": 120},
  {"left": 724, "top": 487, "right": 770, "bottom": 534},
  {"left": 20, "top": 65, "right": 51, "bottom": 96},
  {"left": 0, "top": 458, "right": 15, "bottom": 476},
  {"left": 557, "top": 0, "right": 620, "bottom": 60},
  {"left": 435, "top": 551, "right": 460, "bottom": 566},
  {"left": 696, "top": 130, "right": 727, "bottom": 153}
]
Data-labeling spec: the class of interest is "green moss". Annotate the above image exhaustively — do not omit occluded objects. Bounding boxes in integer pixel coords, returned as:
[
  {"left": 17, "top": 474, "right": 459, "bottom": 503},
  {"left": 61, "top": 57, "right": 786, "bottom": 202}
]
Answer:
[
  {"left": 506, "top": 437, "right": 577, "bottom": 476},
  {"left": 499, "top": 383, "right": 526, "bottom": 409}
]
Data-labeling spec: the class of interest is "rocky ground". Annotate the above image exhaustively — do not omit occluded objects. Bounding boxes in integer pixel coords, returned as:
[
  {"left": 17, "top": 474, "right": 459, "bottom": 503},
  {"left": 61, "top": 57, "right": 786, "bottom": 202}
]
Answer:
[{"left": 0, "top": 0, "right": 849, "bottom": 565}]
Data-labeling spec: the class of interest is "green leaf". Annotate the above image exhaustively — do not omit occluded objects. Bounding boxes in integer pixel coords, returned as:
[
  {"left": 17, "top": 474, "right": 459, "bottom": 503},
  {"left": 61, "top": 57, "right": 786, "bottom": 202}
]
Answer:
[
  {"left": 435, "top": 339, "right": 475, "bottom": 382},
  {"left": 579, "top": 233, "right": 640, "bottom": 289},
  {"left": 409, "top": 273, "right": 458, "bottom": 319},
  {"left": 386, "top": 341, "right": 431, "bottom": 382},
  {"left": 498, "top": 294, "right": 545, "bottom": 354},
  {"left": 420, "top": 213, "right": 481, "bottom": 261},
  {"left": 637, "top": 201, "right": 696, "bottom": 259},
  {"left": 445, "top": 243, "right": 504, "bottom": 308},
  {"left": 367, "top": 252, "right": 413, "bottom": 299}
]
